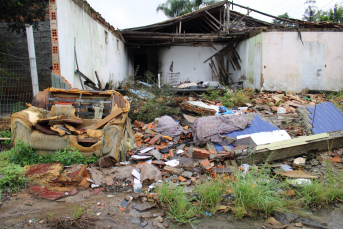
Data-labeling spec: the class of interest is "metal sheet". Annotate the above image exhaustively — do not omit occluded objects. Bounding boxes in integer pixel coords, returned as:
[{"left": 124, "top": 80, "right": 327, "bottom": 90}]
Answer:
[{"left": 308, "top": 102, "right": 343, "bottom": 134}]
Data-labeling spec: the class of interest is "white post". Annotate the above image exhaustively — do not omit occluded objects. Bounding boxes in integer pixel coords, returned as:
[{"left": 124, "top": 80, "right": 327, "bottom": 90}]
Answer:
[
  {"left": 25, "top": 25, "right": 39, "bottom": 97},
  {"left": 158, "top": 73, "right": 161, "bottom": 88}
]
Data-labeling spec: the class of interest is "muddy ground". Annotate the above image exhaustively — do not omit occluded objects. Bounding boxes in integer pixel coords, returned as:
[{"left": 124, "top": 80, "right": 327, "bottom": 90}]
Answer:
[{"left": 1, "top": 189, "right": 343, "bottom": 229}]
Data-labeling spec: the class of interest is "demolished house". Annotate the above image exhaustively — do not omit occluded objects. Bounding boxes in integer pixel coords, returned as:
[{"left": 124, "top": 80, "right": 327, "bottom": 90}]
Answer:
[
  {"left": 3, "top": 2, "right": 343, "bottom": 225},
  {"left": 122, "top": 1, "right": 343, "bottom": 92}
]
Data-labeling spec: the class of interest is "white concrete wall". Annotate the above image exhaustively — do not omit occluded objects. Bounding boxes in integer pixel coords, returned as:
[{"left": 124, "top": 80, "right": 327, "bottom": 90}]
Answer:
[
  {"left": 56, "top": 0, "right": 128, "bottom": 89},
  {"left": 230, "top": 33, "right": 263, "bottom": 89},
  {"left": 261, "top": 31, "right": 343, "bottom": 92},
  {"left": 158, "top": 45, "right": 225, "bottom": 84}
]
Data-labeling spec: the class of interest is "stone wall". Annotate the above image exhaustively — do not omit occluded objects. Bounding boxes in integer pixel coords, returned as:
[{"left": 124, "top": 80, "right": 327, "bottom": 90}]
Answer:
[{"left": 0, "top": 20, "right": 52, "bottom": 90}]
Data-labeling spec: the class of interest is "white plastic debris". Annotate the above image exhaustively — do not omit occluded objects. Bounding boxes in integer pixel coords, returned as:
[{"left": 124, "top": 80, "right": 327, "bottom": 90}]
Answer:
[
  {"left": 120, "top": 161, "right": 130, "bottom": 165},
  {"left": 134, "top": 178, "right": 142, "bottom": 193},
  {"left": 87, "top": 178, "right": 94, "bottom": 183},
  {"left": 132, "top": 169, "right": 141, "bottom": 180},
  {"left": 287, "top": 178, "right": 312, "bottom": 186},
  {"left": 164, "top": 159, "right": 180, "bottom": 167},
  {"left": 96, "top": 212, "right": 102, "bottom": 216},
  {"left": 240, "top": 164, "right": 250, "bottom": 176},
  {"left": 280, "top": 164, "right": 293, "bottom": 172},
  {"left": 277, "top": 107, "right": 286, "bottom": 114},
  {"left": 91, "top": 184, "right": 99, "bottom": 188},
  {"left": 176, "top": 149, "right": 184, "bottom": 154},
  {"left": 107, "top": 195, "right": 114, "bottom": 198},
  {"left": 139, "top": 147, "right": 155, "bottom": 154}
]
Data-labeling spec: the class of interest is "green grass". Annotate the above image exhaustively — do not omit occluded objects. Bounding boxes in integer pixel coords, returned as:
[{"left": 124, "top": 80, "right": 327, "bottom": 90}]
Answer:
[
  {"left": 73, "top": 204, "right": 92, "bottom": 220},
  {"left": 157, "top": 183, "right": 199, "bottom": 224},
  {"left": 0, "top": 152, "right": 27, "bottom": 193},
  {"left": 195, "top": 180, "right": 226, "bottom": 213},
  {"left": 228, "top": 167, "right": 289, "bottom": 219}
]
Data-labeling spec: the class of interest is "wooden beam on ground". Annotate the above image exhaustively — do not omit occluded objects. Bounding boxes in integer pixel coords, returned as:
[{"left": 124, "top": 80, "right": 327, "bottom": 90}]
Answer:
[{"left": 239, "top": 131, "right": 343, "bottom": 165}]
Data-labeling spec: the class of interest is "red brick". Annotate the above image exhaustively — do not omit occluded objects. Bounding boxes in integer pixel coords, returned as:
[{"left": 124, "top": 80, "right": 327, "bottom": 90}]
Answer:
[{"left": 193, "top": 148, "right": 209, "bottom": 159}]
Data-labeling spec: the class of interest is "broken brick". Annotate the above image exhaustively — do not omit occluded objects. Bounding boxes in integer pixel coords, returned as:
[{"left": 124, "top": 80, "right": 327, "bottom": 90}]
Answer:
[
  {"left": 178, "top": 176, "right": 187, "bottom": 182},
  {"left": 149, "top": 134, "right": 162, "bottom": 145},
  {"left": 193, "top": 148, "right": 209, "bottom": 159},
  {"left": 199, "top": 159, "right": 212, "bottom": 172},
  {"left": 134, "top": 120, "right": 140, "bottom": 127},
  {"left": 143, "top": 137, "right": 151, "bottom": 143}
]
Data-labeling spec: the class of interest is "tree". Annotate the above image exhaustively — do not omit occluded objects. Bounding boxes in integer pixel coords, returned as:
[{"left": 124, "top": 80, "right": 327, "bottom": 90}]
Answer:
[
  {"left": 157, "top": 0, "right": 218, "bottom": 18},
  {"left": 317, "top": 4, "right": 343, "bottom": 23},
  {"left": 302, "top": 0, "right": 319, "bottom": 22},
  {"left": 0, "top": 0, "right": 48, "bottom": 34},
  {"left": 272, "top": 12, "right": 290, "bottom": 25}
]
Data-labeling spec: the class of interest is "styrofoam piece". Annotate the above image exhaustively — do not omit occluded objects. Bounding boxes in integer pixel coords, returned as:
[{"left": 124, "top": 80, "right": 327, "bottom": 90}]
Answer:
[
  {"left": 237, "top": 130, "right": 291, "bottom": 146},
  {"left": 164, "top": 159, "right": 180, "bottom": 167}
]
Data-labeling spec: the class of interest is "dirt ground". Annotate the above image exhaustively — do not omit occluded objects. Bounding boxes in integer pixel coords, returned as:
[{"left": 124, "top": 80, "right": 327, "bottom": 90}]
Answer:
[{"left": 1, "top": 189, "right": 343, "bottom": 229}]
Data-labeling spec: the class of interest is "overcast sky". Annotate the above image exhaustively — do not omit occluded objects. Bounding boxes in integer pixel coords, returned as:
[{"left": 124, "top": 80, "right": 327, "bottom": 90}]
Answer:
[{"left": 86, "top": 0, "right": 342, "bottom": 30}]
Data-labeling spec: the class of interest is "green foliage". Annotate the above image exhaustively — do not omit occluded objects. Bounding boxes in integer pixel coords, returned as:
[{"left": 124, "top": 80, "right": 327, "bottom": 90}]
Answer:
[
  {"left": 203, "top": 89, "right": 249, "bottom": 108},
  {"left": 11, "top": 102, "right": 26, "bottom": 113},
  {"left": 318, "top": 4, "right": 343, "bottom": 23},
  {"left": 0, "top": 158, "right": 27, "bottom": 192},
  {"left": 0, "top": 130, "right": 12, "bottom": 145},
  {"left": 10, "top": 141, "right": 39, "bottom": 166},
  {"left": 272, "top": 12, "right": 293, "bottom": 26},
  {"left": 0, "top": 0, "right": 49, "bottom": 34},
  {"left": 8, "top": 141, "right": 98, "bottom": 166},
  {"left": 157, "top": 0, "right": 217, "bottom": 18},
  {"left": 326, "top": 90, "right": 343, "bottom": 108},
  {"left": 128, "top": 84, "right": 179, "bottom": 123},
  {"left": 302, "top": 0, "right": 319, "bottom": 22},
  {"left": 157, "top": 183, "right": 199, "bottom": 224}
]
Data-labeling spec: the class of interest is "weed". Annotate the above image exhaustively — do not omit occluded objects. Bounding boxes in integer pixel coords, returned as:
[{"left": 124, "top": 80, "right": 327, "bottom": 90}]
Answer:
[
  {"left": 157, "top": 183, "right": 198, "bottom": 224},
  {"left": 73, "top": 204, "right": 91, "bottom": 220},
  {"left": 8, "top": 141, "right": 98, "bottom": 166},
  {"left": 229, "top": 167, "right": 287, "bottom": 219},
  {"left": 231, "top": 90, "right": 250, "bottom": 107},
  {"left": 202, "top": 89, "right": 249, "bottom": 108},
  {"left": 326, "top": 90, "right": 343, "bottom": 108},
  {"left": 128, "top": 84, "right": 179, "bottom": 123},
  {"left": 195, "top": 180, "right": 226, "bottom": 213},
  {"left": 0, "top": 130, "right": 11, "bottom": 145},
  {"left": 47, "top": 212, "right": 56, "bottom": 221},
  {"left": 0, "top": 158, "right": 27, "bottom": 193}
]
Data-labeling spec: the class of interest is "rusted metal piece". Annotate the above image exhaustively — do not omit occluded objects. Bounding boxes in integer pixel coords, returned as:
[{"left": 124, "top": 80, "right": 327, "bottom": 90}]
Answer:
[{"left": 35, "top": 123, "right": 59, "bottom": 135}]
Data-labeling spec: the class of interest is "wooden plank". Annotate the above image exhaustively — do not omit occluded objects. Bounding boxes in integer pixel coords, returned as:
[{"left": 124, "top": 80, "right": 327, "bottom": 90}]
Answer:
[
  {"left": 93, "top": 107, "right": 123, "bottom": 130},
  {"left": 205, "top": 10, "right": 223, "bottom": 27},
  {"left": 240, "top": 132, "right": 343, "bottom": 165},
  {"left": 95, "top": 71, "right": 102, "bottom": 90}
]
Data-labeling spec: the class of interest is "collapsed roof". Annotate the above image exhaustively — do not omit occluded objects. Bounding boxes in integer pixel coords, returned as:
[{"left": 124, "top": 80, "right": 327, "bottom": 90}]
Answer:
[{"left": 121, "top": 1, "right": 343, "bottom": 46}]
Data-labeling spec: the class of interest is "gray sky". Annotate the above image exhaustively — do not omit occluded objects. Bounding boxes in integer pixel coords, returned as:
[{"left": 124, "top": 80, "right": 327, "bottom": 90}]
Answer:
[{"left": 86, "top": 0, "right": 342, "bottom": 30}]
